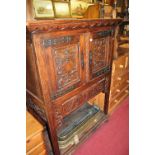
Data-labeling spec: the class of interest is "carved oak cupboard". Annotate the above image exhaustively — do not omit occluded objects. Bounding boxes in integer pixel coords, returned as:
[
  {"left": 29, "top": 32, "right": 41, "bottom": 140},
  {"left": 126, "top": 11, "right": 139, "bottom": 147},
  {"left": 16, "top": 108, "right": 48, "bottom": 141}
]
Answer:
[{"left": 26, "top": 19, "right": 122, "bottom": 155}]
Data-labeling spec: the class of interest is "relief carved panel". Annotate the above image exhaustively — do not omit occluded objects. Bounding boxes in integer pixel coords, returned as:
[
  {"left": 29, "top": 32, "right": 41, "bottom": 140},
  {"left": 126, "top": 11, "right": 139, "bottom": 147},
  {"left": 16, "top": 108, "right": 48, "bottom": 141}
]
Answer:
[
  {"left": 53, "top": 44, "right": 80, "bottom": 90},
  {"left": 53, "top": 105, "right": 63, "bottom": 128},
  {"left": 91, "top": 38, "right": 106, "bottom": 73},
  {"left": 62, "top": 97, "right": 81, "bottom": 117},
  {"left": 43, "top": 36, "right": 72, "bottom": 48},
  {"left": 54, "top": 79, "right": 105, "bottom": 127}
]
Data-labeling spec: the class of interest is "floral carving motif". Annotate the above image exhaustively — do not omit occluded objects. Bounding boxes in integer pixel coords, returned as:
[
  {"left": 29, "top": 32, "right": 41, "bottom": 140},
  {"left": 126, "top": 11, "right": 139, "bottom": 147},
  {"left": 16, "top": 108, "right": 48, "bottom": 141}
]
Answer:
[
  {"left": 43, "top": 36, "right": 72, "bottom": 48},
  {"left": 53, "top": 44, "right": 80, "bottom": 90},
  {"left": 53, "top": 104, "right": 63, "bottom": 128},
  {"left": 55, "top": 79, "right": 105, "bottom": 120},
  {"left": 91, "top": 38, "right": 106, "bottom": 73}
]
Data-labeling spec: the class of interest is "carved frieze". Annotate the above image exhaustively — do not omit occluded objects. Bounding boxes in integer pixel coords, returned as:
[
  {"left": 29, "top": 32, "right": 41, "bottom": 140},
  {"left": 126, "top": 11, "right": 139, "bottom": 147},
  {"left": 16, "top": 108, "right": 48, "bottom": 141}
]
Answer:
[
  {"left": 97, "top": 30, "right": 114, "bottom": 38},
  {"left": 43, "top": 36, "right": 72, "bottom": 48},
  {"left": 27, "top": 19, "right": 122, "bottom": 33}
]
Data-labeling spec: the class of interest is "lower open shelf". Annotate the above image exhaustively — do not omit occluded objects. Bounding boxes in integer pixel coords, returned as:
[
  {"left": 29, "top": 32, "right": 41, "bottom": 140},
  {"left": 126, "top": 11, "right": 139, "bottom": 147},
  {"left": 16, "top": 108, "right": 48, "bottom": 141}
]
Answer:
[{"left": 56, "top": 102, "right": 107, "bottom": 155}]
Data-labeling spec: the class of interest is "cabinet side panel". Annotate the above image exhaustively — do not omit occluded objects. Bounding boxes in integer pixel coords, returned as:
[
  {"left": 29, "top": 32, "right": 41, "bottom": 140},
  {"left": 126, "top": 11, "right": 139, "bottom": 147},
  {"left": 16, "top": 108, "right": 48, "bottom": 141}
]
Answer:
[{"left": 26, "top": 33, "right": 43, "bottom": 102}]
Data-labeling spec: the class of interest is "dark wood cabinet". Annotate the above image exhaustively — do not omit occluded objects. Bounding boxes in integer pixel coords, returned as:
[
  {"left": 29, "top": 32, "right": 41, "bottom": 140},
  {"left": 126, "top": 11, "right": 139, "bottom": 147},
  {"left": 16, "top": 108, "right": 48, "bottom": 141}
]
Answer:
[{"left": 26, "top": 19, "right": 122, "bottom": 155}]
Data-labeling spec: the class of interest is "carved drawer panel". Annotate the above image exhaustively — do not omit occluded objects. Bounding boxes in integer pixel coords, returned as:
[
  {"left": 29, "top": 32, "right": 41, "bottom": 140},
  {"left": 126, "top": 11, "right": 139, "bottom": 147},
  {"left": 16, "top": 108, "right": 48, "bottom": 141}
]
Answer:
[
  {"left": 53, "top": 79, "right": 105, "bottom": 128},
  {"left": 89, "top": 30, "right": 113, "bottom": 79},
  {"left": 42, "top": 34, "right": 85, "bottom": 100}
]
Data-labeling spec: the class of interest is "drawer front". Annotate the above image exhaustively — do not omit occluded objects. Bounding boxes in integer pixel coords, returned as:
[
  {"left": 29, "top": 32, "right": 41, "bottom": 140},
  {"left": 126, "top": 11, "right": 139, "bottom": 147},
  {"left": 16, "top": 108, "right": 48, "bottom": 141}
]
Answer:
[
  {"left": 53, "top": 79, "right": 105, "bottom": 128},
  {"left": 26, "top": 132, "right": 44, "bottom": 152},
  {"left": 27, "top": 142, "right": 47, "bottom": 155},
  {"left": 110, "top": 79, "right": 128, "bottom": 100},
  {"left": 112, "top": 71, "right": 129, "bottom": 81},
  {"left": 111, "top": 73, "right": 129, "bottom": 91},
  {"left": 109, "top": 86, "right": 129, "bottom": 110},
  {"left": 39, "top": 150, "right": 47, "bottom": 155},
  {"left": 112, "top": 54, "right": 129, "bottom": 77}
]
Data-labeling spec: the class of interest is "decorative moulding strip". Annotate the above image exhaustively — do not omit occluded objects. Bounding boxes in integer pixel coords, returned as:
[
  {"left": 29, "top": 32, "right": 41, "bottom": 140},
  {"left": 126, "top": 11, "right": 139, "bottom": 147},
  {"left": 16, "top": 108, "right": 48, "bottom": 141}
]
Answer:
[
  {"left": 43, "top": 36, "right": 72, "bottom": 48},
  {"left": 27, "top": 19, "right": 122, "bottom": 33}
]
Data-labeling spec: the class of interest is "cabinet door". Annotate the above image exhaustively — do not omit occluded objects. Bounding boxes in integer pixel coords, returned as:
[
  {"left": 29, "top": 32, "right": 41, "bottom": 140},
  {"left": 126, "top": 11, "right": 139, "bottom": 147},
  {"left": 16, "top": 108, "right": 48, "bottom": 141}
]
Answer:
[
  {"left": 42, "top": 33, "right": 85, "bottom": 100},
  {"left": 88, "top": 30, "right": 113, "bottom": 80}
]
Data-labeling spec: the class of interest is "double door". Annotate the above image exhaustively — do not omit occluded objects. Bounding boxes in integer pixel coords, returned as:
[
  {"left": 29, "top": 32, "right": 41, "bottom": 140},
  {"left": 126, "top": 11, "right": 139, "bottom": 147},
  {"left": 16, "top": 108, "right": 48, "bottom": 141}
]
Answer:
[{"left": 40, "top": 29, "right": 114, "bottom": 100}]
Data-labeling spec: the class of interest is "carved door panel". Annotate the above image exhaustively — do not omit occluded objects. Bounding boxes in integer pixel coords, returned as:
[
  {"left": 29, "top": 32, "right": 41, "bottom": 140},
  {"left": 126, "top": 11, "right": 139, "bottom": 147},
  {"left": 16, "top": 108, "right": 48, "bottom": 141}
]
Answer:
[
  {"left": 88, "top": 29, "right": 113, "bottom": 80},
  {"left": 42, "top": 34, "right": 85, "bottom": 100}
]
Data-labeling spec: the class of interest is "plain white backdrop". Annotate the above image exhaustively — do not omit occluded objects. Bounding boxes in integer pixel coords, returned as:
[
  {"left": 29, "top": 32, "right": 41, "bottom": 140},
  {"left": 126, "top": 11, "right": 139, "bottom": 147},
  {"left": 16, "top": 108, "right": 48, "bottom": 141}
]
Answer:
[
  {"left": 0, "top": 0, "right": 155, "bottom": 154},
  {"left": 0, "top": 1, "right": 26, "bottom": 154}
]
